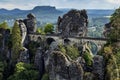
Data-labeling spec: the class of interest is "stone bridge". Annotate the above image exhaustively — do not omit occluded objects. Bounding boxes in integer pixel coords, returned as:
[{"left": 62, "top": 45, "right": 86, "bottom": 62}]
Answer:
[{"left": 28, "top": 34, "right": 107, "bottom": 50}]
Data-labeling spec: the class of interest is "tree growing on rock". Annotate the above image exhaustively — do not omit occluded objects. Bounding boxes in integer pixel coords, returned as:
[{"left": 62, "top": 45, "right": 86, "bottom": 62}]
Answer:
[
  {"left": 0, "top": 21, "right": 9, "bottom": 29},
  {"left": 11, "top": 21, "right": 22, "bottom": 62},
  {"left": 37, "top": 27, "right": 45, "bottom": 34},
  {"left": 103, "top": 7, "right": 120, "bottom": 80},
  {"left": 44, "top": 23, "right": 54, "bottom": 34},
  {"left": 108, "top": 7, "right": 120, "bottom": 42}
]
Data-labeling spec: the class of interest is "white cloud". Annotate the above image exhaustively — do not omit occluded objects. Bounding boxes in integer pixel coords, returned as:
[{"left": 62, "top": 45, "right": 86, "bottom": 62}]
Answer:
[
  {"left": 0, "top": 3, "right": 17, "bottom": 10},
  {"left": 106, "top": 0, "right": 120, "bottom": 4}
]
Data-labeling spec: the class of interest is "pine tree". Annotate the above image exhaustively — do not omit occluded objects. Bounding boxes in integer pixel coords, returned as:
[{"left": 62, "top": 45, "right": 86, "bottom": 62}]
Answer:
[{"left": 11, "top": 21, "right": 22, "bottom": 62}]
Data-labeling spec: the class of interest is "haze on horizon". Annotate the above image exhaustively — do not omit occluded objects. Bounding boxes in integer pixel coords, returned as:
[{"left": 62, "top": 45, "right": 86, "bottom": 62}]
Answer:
[{"left": 0, "top": 0, "right": 120, "bottom": 10}]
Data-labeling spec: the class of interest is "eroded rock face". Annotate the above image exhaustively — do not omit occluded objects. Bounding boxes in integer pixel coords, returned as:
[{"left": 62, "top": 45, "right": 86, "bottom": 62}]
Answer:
[
  {"left": 18, "top": 47, "right": 29, "bottom": 63},
  {"left": 24, "top": 13, "right": 37, "bottom": 34},
  {"left": 46, "top": 51, "right": 83, "bottom": 80},
  {"left": 103, "top": 22, "right": 112, "bottom": 37},
  {"left": 16, "top": 20, "right": 27, "bottom": 45},
  {"left": 76, "top": 57, "right": 86, "bottom": 70},
  {"left": 92, "top": 55, "right": 104, "bottom": 80},
  {"left": 0, "top": 28, "right": 10, "bottom": 52},
  {"left": 57, "top": 9, "right": 88, "bottom": 37},
  {"left": 34, "top": 47, "right": 45, "bottom": 79}
]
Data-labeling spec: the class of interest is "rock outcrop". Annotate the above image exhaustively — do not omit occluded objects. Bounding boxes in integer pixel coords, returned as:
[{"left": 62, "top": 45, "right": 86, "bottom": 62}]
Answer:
[
  {"left": 16, "top": 18, "right": 29, "bottom": 63},
  {"left": 16, "top": 20, "right": 27, "bottom": 45},
  {"left": 24, "top": 13, "right": 37, "bottom": 34},
  {"left": 34, "top": 47, "right": 45, "bottom": 79},
  {"left": 18, "top": 47, "right": 29, "bottom": 63},
  {"left": 92, "top": 55, "right": 104, "bottom": 80},
  {"left": 0, "top": 28, "right": 10, "bottom": 48},
  {"left": 15, "top": 13, "right": 37, "bottom": 63},
  {"left": 57, "top": 9, "right": 88, "bottom": 37},
  {"left": 45, "top": 51, "right": 83, "bottom": 80},
  {"left": 103, "top": 22, "right": 112, "bottom": 37}
]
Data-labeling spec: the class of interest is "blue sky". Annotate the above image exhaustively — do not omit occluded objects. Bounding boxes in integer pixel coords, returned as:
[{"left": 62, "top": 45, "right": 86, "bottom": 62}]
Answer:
[{"left": 0, "top": 0, "right": 120, "bottom": 10}]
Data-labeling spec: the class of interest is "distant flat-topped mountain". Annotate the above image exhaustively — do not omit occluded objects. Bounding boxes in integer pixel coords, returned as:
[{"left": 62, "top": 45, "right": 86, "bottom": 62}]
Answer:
[
  {"left": 32, "top": 6, "right": 62, "bottom": 13},
  {"left": 0, "top": 6, "right": 62, "bottom": 15},
  {"left": 0, "top": 6, "right": 63, "bottom": 26}
]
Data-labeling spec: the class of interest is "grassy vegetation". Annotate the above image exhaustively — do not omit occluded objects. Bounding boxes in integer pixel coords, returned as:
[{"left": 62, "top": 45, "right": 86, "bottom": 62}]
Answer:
[{"left": 58, "top": 44, "right": 79, "bottom": 60}]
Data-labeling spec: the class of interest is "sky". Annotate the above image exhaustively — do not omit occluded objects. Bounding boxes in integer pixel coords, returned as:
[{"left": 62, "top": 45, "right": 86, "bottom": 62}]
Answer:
[{"left": 0, "top": 0, "right": 120, "bottom": 10}]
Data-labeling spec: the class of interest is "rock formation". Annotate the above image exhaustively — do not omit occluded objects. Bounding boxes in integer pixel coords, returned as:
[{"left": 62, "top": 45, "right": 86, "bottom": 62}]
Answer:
[
  {"left": 24, "top": 13, "right": 37, "bottom": 34},
  {"left": 16, "top": 19, "right": 27, "bottom": 45},
  {"left": 57, "top": 9, "right": 88, "bottom": 37},
  {"left": 0, "top": 28, "right": 10, "bottom": 52},
  {"left": 13, "top": 13, "right": 37, "bottom": 63},
  {"left": 15, "top": 20, "right": 29, "bottom": 63},
  {"left": 92, "top": 55, "right": 104, "bottom": 80},
  {"left": 103, "top": 22, "right": 112, "bottom": 37},
  {"left": 34, "top": 47, "right": 45, "bottom": 79},
  {"left": 46, "top": 51, "right": 83, "bottom": 80},
  {"left": 18, "top": 47, "right": 29, "bottom": 63}
]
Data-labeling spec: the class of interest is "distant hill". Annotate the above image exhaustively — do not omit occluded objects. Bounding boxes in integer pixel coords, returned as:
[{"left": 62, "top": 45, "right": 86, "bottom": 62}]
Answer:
[
  {"left": 86, "top": 9, "right": 114, "bottom": 18},
  {"left": 31, "top": 6, "right": 62, "bottom": 13},
  {"left": 0, "top": 6, "right": 63, "bottom": 26},
  {"left": 0, "top": 6, "right": 62, "bottom": 15},
  {"left": 59, "top": 9, "right": 114, "bottom": 18},
  {"left": 0, "top": 8, "right": 27, "bottom": 15}
]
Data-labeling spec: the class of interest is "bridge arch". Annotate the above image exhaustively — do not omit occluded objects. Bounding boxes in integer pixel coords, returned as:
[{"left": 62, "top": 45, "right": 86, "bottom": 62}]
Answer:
[
  {"left": 64, "top": 38, "right": 71, "bottom": 45},
  {"left": 37, "top": 36, "right": 42, "bottom": 42},
  {"left": 46, "top": 37, "right": 55, "bottom": 45},
  {"left": 86, "top": 41, "right": 98, "bottom": 55}
]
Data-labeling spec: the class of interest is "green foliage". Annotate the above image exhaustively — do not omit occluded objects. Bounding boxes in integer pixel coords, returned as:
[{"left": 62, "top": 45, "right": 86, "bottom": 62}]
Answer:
[
  {"left": 111, "top": 7, "right": 120, "bottom": 21},
  {"left": 103, "top": 9, "right": 120, "bottom": 79},
  {"left": 8, "top": 62, "right": 39, "bottom": 80},
  {"left": 83, "top": 72, "right": 94, "bottom": 80},
  {"left": 0, "top": 73, "right": 3, "bottom": 80},
  {"left": 44, "top": 23, "right": 54, "bottom": 34},
  {"left": 37, "top": 27, "right": 45, "bottom": 34},
  {"left": 0, "top": 21, "right": 9, "bottom": 29},
  {"left": 15, "top": 62, "right": 26, "bottom": 73},
  {"left": 83, "top": 51, "right": 93, "bottom": 66},
  {"left": 66, "top": 45, "right": 79, "bottom": 60},
  {"left": 104, "top": 46, "right": 113, "bottom": 54},
  {"left": 0, "top": 61, "right": 5, "bottom": 80},
  {"left": 115, "top": 49, "right": 120, "bottom": 65},
  {"left": 105, "top": 55, "right": 120, "bottom": 80},
  {"left": 58, "top": 44, "right": 66, "bottom": 54},
  {"left": 103, "top": 8, "right": 120, "bottom": 78},
  {"left": 108, "top": 7, "right": 120, "bottom": 41},
  {"left": 103, "top": 45, "right": 113, "bottom": 60},
  {"left": 41, "top": 73, "right": 49, "bottom": 80},
  {"left": 59, "top": 44, "right": 79, "bottom": 60},
  {"left": 26, "top": 41, "right": 39, "bottom": 63},
  {"left": 11, "top": 21, "right": 22, "bottom": 61},
  {"left": 103, "top": 46, "right": 120, "bottom": 80}
]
